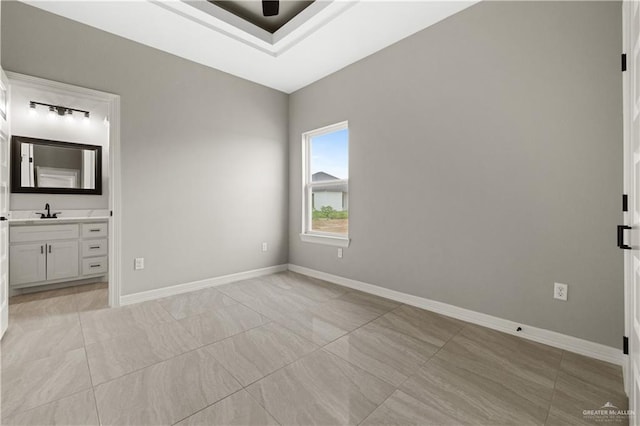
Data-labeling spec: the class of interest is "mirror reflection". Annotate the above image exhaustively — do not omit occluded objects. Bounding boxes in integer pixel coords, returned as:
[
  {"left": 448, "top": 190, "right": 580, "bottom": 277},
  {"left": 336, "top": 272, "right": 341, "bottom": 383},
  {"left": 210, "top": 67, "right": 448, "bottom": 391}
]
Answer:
[{"left": 11, "top": 136, "right": 102, "bottom": 195}]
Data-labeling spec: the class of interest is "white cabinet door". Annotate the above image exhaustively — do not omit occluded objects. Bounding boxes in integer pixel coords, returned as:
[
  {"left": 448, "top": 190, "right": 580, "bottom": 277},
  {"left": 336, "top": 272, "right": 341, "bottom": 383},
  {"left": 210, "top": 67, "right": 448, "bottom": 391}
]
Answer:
[
  {"left": 46, "top": 241, "right": 79, "bottom": 281},
  {"left": 9, "top": 243, "right": 46, "bottom": 286}
]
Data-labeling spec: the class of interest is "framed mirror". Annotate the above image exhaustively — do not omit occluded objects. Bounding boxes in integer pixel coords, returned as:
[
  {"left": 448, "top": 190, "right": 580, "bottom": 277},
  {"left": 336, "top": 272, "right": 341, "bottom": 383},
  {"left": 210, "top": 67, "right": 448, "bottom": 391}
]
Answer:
[{"left": 11, "top": 136, "right": 102, "bottom": 195}]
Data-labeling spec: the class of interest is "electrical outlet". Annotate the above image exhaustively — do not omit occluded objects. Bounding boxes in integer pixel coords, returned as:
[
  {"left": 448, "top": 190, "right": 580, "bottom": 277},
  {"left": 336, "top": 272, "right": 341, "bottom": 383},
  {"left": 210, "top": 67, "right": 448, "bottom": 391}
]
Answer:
[
  {"left": 134, "top": 257, "right": 144, "bottom": 270},
  {"left": 338, "top": 248, "right": 343, "bottom": 259},
  {"left": 262, "top": 242, "right": 268, "bottom": 252},
  {"left": 554, "top": 282, "right": 568, "bottom": 301}
]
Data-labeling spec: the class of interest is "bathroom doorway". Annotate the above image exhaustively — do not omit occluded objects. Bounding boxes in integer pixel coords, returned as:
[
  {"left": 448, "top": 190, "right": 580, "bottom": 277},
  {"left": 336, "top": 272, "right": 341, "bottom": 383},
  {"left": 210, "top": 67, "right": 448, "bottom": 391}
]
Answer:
[{"left": 1, "top": 72, "right": 121, "bottom": 336}]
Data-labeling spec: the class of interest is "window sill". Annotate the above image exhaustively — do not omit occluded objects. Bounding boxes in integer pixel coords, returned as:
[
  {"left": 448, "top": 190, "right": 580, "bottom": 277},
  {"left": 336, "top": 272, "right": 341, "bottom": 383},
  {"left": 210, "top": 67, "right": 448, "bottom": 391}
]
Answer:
[{"left": 299, "top": 233, "right": 350, "bottom": 248}]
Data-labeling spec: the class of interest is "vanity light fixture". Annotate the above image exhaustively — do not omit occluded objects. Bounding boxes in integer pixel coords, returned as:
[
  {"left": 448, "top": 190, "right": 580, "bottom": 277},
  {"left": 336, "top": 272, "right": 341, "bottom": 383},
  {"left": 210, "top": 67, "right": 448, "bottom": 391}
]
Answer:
[{"left": 29, "top": 101, "right": 90, "bottom": 119}]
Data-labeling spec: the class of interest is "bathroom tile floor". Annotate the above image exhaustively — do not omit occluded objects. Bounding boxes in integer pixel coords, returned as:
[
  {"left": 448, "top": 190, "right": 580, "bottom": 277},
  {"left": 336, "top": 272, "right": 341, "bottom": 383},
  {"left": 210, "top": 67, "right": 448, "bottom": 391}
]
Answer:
[{"left": 0, "top": 273, "right": 629, "bottom": 425}]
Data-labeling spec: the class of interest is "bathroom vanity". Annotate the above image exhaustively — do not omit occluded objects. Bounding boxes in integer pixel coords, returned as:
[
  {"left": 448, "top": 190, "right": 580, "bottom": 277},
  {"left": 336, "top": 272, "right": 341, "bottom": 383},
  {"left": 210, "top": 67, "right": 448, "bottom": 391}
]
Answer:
[
  {"left": 9, "top": 218, "right": 108, "bottom": 289},
  {"left": 6, "top": 133, "right": 109, "bottom": 292}
]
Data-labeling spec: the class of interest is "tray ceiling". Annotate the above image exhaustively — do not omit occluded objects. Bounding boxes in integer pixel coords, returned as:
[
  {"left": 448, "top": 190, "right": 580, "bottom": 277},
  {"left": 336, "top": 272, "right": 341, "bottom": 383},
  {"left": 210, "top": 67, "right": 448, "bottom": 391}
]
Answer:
[
  {"left": 19, "top": 0, "right": 479, "bottom": 93},
  {"left": 210, "top": 1, "right": 314, "bottom": 33}
]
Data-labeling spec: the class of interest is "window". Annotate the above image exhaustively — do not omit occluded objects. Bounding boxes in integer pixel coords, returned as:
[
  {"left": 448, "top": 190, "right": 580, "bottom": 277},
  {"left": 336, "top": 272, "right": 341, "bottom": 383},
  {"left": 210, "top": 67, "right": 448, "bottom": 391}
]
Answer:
[{"left": 301, "top": 121, "right": 349, "bottom": 247}]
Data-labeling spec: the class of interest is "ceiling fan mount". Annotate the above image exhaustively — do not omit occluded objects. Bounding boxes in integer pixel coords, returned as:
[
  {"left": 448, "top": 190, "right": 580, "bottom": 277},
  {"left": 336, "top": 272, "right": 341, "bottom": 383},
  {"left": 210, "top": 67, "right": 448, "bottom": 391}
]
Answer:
[{"left": 262, "top": 0, "right": 279, "bottom": 17}]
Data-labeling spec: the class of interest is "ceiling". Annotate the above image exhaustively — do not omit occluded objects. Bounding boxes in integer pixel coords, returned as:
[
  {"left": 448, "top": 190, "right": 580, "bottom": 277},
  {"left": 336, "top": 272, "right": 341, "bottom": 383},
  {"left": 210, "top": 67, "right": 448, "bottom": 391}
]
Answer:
[
  {"left": 21, "top": 1, "right": 478, "bottom": 93},
  {"left": 211, "top": 1, "right": 314, "bottom": 33}
]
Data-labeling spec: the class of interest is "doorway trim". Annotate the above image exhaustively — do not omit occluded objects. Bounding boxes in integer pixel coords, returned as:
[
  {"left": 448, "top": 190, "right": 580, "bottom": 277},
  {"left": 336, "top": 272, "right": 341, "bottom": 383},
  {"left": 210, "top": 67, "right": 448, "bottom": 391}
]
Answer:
[
  {"left": 622, "top": 2, "right": 631, "bottom": 396},
  {"left": 5, "top": 72, "right": 122, "bottom": 308}
]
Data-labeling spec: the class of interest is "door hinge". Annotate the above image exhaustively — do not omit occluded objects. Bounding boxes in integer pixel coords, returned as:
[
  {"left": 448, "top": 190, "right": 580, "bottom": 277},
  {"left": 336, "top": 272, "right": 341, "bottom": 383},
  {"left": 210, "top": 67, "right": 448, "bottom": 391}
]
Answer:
[
  {"left": 110, "top": 210, "right": 113, "bottom": 217},
  {"left": 618, "top": 225, "right": 632, "bottom": 249},
  {"left": 623, "top": 194, "right": 628, "bottom": 212},
  {"left": 623, "top": 336, "right": 629, "bottom": 355},
  {"left": 622, "top": 53, "right": 627, "bottom": 72},
  {"left": 0, "top": 216, "right": 6, "bottom": 221}
]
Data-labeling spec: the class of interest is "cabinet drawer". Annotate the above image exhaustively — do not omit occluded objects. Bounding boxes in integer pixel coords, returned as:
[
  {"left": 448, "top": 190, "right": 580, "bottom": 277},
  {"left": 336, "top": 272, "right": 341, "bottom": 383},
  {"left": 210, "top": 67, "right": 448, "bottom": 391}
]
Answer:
[
  {"left": 82, "top": 239, "right": 108, "bottom": 257},
  {"left": 10, "top": 224, "right": 79, "bottom": 243},
  {"left": 81, "top": 223, "right": 107, "bottom": 238},
  {"left": 9, "top": 224, "right": 78, "bottom": 243},
  {"left": 82, "top": 256, "right": 107, "bottom": 276}
]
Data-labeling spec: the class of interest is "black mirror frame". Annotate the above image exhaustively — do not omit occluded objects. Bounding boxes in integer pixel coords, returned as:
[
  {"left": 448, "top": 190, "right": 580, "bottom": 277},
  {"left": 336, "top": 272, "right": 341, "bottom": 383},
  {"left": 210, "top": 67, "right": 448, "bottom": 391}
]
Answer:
[{"left": 11, "top": 135, "right": 103, "bottom": 195}]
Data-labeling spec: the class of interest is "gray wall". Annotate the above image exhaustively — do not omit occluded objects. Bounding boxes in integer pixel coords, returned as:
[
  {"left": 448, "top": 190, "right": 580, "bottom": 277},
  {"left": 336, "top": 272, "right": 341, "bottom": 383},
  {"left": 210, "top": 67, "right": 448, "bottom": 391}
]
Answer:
[
  {"left": 289, "top": 1, "right": 623, "bottom": 348},
  {"left": 2, "top": 1, "right": 289, "bottom": 295},
  {"left": 1, "top": 1, "right": 624, "bottom": 348}
]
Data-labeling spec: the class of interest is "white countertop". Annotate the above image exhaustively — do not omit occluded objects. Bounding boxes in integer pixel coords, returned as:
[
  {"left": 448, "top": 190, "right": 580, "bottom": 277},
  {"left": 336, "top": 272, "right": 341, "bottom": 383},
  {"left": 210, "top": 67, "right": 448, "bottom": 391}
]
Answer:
[{"left": 8, "top": 209, "right": 110, "bottom": 224}]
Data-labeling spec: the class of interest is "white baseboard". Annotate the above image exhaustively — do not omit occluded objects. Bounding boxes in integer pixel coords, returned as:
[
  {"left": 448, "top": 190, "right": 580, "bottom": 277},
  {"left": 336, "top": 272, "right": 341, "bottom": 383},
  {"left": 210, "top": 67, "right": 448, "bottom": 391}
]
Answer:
[
  {"left": 120, "top": 264, "right": 288, "bottom": 306},
  {"left": 288, "top": 264, "right": 624, "bottom": 366}
]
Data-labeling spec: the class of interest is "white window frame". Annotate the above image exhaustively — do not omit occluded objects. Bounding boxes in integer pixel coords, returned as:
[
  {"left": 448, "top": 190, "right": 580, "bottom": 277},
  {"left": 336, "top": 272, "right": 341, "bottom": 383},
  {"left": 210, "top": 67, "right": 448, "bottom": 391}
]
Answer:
[{"left": 300, "top": 121, "right": 350, "bottom": 248}]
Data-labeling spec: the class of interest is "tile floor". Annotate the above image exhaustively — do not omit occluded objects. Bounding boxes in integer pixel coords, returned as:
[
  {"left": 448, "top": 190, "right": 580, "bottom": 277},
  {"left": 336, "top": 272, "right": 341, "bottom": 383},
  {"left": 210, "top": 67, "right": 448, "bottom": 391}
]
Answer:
[{"left": 0, "top": 272, "right": 629, "bottom": 425}]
